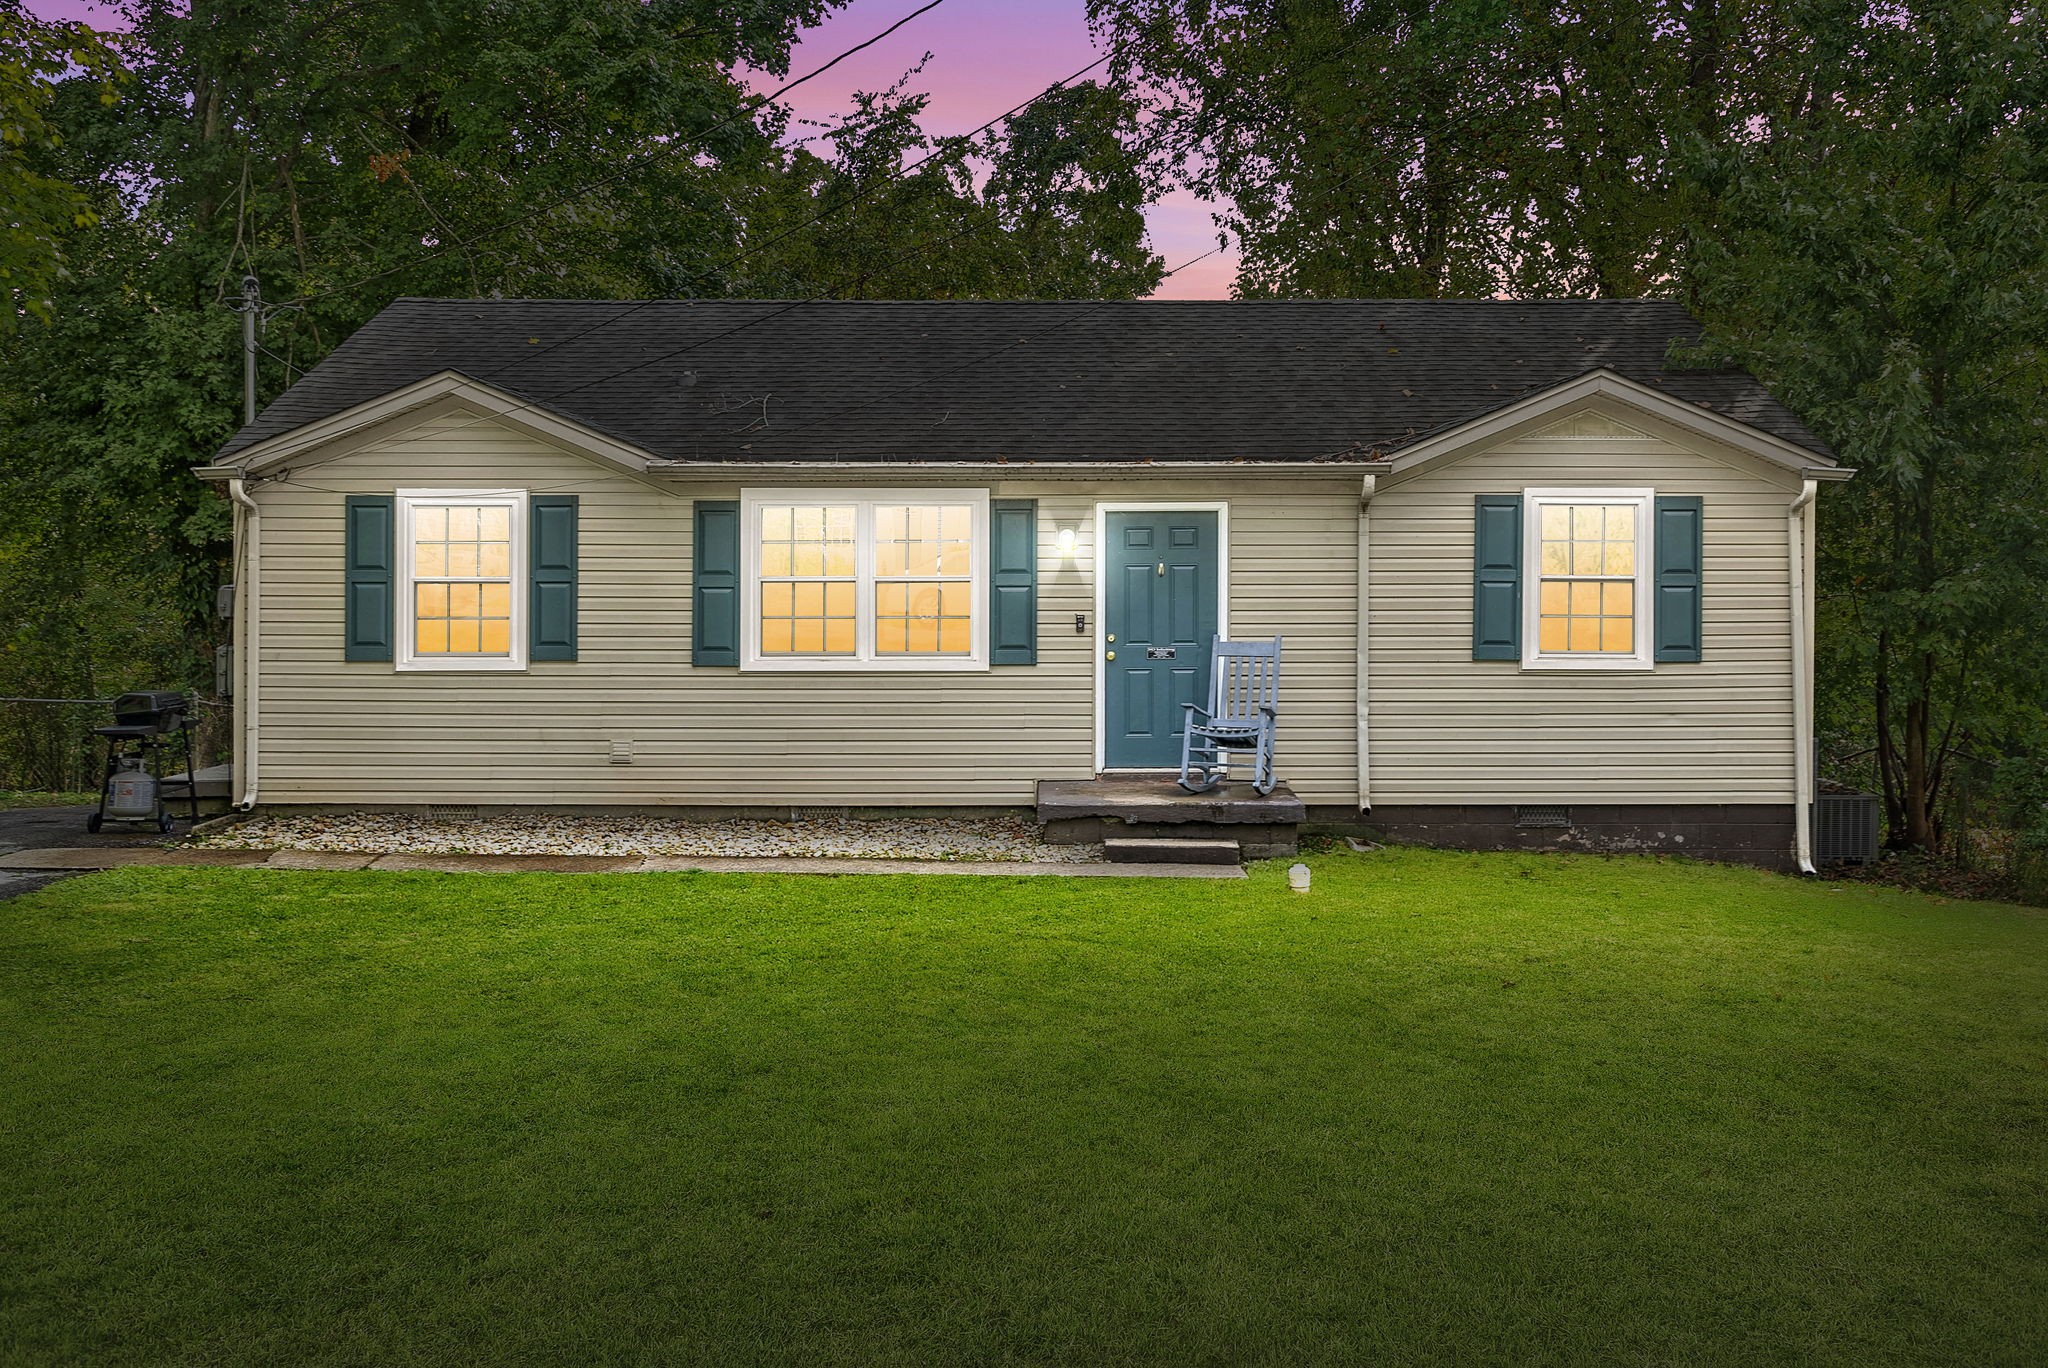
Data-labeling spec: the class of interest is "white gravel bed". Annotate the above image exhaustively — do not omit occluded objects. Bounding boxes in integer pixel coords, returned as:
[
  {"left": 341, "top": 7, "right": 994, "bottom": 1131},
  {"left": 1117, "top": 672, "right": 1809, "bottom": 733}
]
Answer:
[{"left": 194, "top": 812, "right": 1102, "bottom": 863}]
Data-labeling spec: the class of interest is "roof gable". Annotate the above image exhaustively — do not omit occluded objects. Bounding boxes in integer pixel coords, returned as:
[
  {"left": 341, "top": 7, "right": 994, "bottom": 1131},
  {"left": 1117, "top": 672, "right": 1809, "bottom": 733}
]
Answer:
[{"left": 1378, "top": 370, "right": 1849, "bottom": 484}]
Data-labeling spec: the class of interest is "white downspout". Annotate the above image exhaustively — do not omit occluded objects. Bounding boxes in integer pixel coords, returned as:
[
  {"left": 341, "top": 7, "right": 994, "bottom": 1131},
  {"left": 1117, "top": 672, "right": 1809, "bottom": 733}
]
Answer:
[
  {"left": 228, "top": 478, "right": 260, "bottom": 810},
  {"left": 1356, "top": 473, "right": 1376, "bottom": 813},
  {"left": 1788, "top": 479, "right": 1818, "bottom": 873}
]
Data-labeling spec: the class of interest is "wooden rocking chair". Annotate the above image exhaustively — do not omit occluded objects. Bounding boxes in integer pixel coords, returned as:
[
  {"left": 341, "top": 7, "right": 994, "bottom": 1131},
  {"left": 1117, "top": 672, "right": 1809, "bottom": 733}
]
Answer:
[{"left": 1179, "top": 636, "right": 1282, "bottom": 795}]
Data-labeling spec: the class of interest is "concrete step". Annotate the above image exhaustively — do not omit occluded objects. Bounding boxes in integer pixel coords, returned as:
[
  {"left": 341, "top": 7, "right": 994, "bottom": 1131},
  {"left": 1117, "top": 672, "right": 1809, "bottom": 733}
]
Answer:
[{"left": 1103, "top": 837, "right": 1241, "bottom": 866}]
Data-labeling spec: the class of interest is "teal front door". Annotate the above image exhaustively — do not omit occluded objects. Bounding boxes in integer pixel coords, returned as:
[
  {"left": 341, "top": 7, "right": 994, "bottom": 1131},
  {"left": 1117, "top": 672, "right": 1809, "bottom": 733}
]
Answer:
[{"left": 1103, "top": 510, "right": 1220, "bottom": 768}]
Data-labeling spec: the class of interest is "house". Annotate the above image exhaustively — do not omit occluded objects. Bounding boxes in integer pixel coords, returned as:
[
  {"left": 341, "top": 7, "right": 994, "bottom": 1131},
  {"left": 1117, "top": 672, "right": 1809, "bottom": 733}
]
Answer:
[{"left": 195, "top": 299, "right": 1849, "bottom": 869}]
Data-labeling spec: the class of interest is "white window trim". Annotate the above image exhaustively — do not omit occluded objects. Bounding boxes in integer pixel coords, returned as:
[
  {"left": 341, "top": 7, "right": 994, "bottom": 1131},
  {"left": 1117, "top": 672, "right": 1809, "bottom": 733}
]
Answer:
[
  {"left": 1520, "top": 486, "right": 1655, "bottom": 672},
  {"left": 740, "top": 487, "right": 991, "bottom": 673},
  {"left": 395, "top": 487, "right": 529, "bottom": 673}
]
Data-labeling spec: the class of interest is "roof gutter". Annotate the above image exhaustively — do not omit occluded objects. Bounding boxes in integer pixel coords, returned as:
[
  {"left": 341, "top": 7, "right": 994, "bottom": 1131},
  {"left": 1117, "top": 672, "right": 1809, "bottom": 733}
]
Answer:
[{"left": 642, "top": 460, "right": 1389, "bottom": 478}]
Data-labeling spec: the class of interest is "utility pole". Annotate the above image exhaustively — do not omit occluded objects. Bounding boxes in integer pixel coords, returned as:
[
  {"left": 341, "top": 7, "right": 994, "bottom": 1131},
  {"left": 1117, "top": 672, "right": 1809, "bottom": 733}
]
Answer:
[
  {"left": 227, "top": 272, "right": 296, "bottom": 425},
  {"left": 240, "top": 273, "right": 259, "bottom": 425}
]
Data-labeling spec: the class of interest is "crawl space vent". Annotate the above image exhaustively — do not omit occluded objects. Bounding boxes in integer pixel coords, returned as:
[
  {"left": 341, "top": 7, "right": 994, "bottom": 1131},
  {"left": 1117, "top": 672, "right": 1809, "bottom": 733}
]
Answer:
[
  {"left": 1515, "top": 805, "right": 1572, "bottom": 829},
  {"left": 791, "top": 806, "right": 851, "bottom": 822},
  {"left": 427, "top": 804, "right": 480, "bottom": 822}
]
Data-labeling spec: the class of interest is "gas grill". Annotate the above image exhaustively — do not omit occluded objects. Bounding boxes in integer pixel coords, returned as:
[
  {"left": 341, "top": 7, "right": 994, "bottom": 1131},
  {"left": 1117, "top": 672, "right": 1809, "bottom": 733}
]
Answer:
[{"left": 88, "top": 691, "right": 200, "bottom": 833}]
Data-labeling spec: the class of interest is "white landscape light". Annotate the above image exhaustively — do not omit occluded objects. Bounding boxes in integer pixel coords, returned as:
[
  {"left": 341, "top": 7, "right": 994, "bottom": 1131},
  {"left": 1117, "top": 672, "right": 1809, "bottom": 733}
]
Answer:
[
  {"left": 1055, "top": 526, "right": 1078, "bottom": 555},
  {"left": 1289, "top": 863, "right": 1311, "bottom": 892}
]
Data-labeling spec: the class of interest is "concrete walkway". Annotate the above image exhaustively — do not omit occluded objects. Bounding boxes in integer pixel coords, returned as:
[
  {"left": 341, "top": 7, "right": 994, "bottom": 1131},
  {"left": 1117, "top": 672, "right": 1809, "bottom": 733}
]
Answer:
[{"left": 0, "top": 846, "right": 1245, "bottom": 880}]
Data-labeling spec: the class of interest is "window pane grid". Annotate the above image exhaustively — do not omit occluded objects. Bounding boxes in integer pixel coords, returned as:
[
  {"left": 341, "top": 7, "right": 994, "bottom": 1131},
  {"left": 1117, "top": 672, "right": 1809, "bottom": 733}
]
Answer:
[
  {"left": 874, "top": 503, "right": 973, "bottom": 656},
  {"left": 750, "top": 498, "right": 981, "bottom": 663},
  {"left": 1536, "top": 501, "right": 1636, "bottom": 656},
  {"left": 412, "top": 502, "right": 514, "bottom": 658},
  {"left": 758, "top": 504, "right": 857, "bottom": 656}
]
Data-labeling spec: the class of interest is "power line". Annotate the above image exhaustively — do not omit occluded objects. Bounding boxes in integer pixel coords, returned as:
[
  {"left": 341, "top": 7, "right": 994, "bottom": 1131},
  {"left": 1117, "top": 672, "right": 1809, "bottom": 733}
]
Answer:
[
  {"left": 245, "top": 33, "right": 1485, "bottom": 475},
  {"left": 455, "top": 44, "right": 1121, "bottom": 396},
  {"left": 445, "top": 21, "right": 1398, "bottom": 395},
  {"left": 747, "top": 97, "right": 1505, "bottom": 447},
  {"left": 276, "top": 29, "right": 1402, "bottom": 466},
  {"left": 287, "top": 0, "right": 953, "bottom": 308}
]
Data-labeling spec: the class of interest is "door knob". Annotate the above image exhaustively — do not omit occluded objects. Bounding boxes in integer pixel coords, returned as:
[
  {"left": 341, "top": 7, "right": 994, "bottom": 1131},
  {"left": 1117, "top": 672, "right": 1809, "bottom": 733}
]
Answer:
[{"left": 1106, "top": 650, "right": 1116, "bottom": 661}]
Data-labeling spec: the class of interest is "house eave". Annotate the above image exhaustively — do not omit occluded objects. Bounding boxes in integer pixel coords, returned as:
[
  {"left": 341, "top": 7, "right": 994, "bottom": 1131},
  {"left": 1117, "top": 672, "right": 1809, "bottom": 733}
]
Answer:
[
  {"left": 1379, "top": 368, "right": 1847, "bottom": 484},
  {"left": 642, "top": 460, "right": 1390, "bottom": 480},
  {"left": 206, "top": 370, "right": 662, "bottom": 478}
]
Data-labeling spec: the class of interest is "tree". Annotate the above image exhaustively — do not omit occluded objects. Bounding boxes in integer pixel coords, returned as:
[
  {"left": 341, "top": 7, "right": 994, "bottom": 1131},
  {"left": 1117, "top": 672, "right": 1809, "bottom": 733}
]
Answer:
[
  {"left": 1683, "top": 1, "right": 2048, "bottom": 852},
  {"left": 0, "top": 0, "right": 118, "bottom": 331},
  {"left": 746, "top": 74, "right": 1161, "bottom": 299},
  {"left": 0, "top": 1, "right": 1168, "bottom": 785},
  {"left": 1084, "top": 0, "right": 1815, "bottom": 297}
]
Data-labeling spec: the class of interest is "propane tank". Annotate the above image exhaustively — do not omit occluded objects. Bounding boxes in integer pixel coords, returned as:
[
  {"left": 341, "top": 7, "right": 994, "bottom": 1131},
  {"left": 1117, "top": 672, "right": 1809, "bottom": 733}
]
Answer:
[{"left": 107, "top": 756, "right": 157, "bottom": 819}]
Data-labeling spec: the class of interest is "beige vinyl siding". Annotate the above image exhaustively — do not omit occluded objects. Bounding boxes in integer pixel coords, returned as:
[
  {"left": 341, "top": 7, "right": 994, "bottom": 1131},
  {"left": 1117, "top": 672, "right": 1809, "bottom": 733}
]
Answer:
[
  {"left": 1368, "top": 414, "right": 1801, "bottom": 804},
  {"left": 251, "top": 411, "right": 1360, "bottom": 807}
]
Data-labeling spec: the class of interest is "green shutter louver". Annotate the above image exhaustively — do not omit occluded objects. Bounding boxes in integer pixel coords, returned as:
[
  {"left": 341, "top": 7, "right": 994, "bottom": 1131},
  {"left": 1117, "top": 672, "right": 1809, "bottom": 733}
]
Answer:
[
  {"left": 530, "top": 495, "right": 578, "bottom": 661},
  {"left": 1472, "top": 494, "right": 1522, "bottom": 660},
  {"left": 693, "top": 500, "right": 741, "bottom": 666},
  {"left": 989, "top": 499, "right": 1038, "bottom": 665},
  {"left": 344, "top": 494, "right": 395, "bottom": 661},
  {"left": 1654, "top": 495, "right": 1704, "bottom": 662}
]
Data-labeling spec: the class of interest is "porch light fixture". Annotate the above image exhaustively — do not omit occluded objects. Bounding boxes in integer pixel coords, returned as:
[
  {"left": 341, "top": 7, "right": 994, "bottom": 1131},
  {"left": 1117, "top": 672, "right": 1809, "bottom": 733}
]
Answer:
[{"left": 1055, "top": 527, "right": 1078, "bottom": 556}]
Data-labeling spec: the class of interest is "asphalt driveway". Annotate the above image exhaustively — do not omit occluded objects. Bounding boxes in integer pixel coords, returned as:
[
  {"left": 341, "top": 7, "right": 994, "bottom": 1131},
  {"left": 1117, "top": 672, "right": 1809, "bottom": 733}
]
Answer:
[{"left": 0, "top": 802, "right": 177, "bottom": 898}]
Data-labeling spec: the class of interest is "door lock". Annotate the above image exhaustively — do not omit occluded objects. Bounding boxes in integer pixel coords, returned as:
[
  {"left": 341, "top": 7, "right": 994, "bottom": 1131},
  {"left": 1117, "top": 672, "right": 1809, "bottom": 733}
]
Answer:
[{"left": 1107, "top": 634, "right": 1115, "bottom": 643}]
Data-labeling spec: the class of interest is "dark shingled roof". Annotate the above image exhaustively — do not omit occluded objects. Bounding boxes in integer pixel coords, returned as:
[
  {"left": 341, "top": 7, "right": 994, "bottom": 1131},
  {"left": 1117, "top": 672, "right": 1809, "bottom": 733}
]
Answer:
[{"left": 216, "top": 298, "right": 1833, "bottom": 464}]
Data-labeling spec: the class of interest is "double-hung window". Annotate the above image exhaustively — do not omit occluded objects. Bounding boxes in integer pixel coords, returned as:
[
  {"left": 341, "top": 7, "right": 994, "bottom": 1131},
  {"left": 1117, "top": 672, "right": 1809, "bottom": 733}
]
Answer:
[
  {"left": 1522, "top": 487, "right": 1653, "bottom": 670},
  {"left": 397, "top": 489, "right": 527, "bottom": 671},
  {"left": 741, "top": 489, "right": 989, "bottom": 670}
]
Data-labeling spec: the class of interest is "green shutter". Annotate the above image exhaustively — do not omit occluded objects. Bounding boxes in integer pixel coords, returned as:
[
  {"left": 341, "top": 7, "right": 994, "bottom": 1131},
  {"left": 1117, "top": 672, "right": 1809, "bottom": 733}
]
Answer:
[
  {"left": 1472, "top": 494, "right": 1522, "bottom": 660},
  {"left": 989, "top": 499, "right": 1038, "bottom": 665},
  {"left": 530, "top": 495, "right": 578, "bottom": 661},
  {"left": 1654, "top": 495, "right": 1704, "bottom": 662},
  {"left": 693, "top": 500, "right": 740, "bottom": 666},
  {"left": 344, "top": 494, "right": 395, "bottom": 661}
]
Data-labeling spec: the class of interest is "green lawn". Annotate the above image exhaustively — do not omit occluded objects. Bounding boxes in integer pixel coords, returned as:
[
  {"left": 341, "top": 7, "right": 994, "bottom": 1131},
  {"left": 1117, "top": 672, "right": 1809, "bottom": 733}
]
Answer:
[
  {"left": 0, "top": 790, "right": 95, "bottom": 810},
  {"left": 3, "top": 851, "right": 2043, "bottom": 1366}
]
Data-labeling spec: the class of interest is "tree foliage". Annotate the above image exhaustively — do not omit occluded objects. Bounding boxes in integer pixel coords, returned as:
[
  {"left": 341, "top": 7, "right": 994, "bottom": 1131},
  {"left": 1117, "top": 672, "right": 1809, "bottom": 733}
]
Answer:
[
  {"left": 1683, "top": 2, "right": 2048, "bottom": 853},
  {"left": 0, "top": 0, "right": 1163, "bottom": 775},
  {"left": 1087, "top": 0, "right": 1811, "bottom": 297},
  {"left": 751, "top": 73, "right": 1161, "bottom": 298},
  {"left": 0, "top": 0, "right": 119, "bottom": 331}
]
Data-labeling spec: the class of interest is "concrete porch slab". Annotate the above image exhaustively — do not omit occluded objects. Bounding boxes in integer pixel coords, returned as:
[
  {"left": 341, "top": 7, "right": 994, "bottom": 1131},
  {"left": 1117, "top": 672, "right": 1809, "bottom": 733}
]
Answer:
[{"left": 1036, "top": 777, "right": 1306, "bottom": 825}]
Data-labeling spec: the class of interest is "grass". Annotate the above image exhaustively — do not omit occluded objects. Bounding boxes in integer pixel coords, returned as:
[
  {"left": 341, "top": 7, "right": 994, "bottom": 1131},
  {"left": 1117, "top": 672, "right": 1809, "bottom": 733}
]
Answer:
[
  {"left": 2, "top": 850, "right": 2043, "bottom": 1366},
  {"left": 0, "top": 789, "right": 95, "bottom": 810}
]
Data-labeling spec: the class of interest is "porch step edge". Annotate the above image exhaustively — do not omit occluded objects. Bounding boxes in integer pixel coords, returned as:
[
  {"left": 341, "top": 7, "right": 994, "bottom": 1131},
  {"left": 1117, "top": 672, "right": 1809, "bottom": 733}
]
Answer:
[{"left": 1103, "top": 837, "right": 1242, "bottom": 866}]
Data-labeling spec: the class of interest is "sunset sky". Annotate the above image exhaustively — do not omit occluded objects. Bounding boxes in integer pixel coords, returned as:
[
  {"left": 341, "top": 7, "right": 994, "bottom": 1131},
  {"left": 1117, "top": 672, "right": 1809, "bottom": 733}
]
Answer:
[{"left": 25, "top": 0, "right": 1238, "bottom": 297}]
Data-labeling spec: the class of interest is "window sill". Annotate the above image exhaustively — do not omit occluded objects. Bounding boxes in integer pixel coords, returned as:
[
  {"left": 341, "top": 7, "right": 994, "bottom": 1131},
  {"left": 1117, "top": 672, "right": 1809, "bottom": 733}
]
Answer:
[
  {"left": 740, "top": 657, "right": 990, "bottom": 674},
  {"left": 395, "top": 658, "right": 530, "bottom": 673},
  {"left": 1519, "top": 656, "right": 1655, "bottom": 674}
]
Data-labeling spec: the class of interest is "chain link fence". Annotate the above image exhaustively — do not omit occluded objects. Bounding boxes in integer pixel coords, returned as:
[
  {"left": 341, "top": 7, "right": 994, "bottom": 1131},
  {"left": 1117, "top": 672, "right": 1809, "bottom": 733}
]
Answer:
[{"left": 0, "top": 697, "right": 231, "bottom": 796}]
